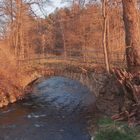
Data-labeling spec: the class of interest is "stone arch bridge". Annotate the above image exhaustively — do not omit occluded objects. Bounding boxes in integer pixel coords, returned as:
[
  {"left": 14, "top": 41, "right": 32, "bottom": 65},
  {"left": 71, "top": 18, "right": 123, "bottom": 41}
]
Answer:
[
  {"left": 18, "top": 49, "right": 125, "bottom": 95},
  {"left": 23, "top": 62, "right": 105, "bottom": 97},
  {"left": 21, "top": 60, "right": 124, "bottom": 115},
  {"left": 0, "top": 55, "right": 125, "bottom": 115}
]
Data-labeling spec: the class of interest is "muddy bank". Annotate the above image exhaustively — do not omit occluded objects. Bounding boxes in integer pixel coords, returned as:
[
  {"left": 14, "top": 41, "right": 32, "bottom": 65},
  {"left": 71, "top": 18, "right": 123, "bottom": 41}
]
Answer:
[{"left": 0, "top": 73, "right": 23, "bottom": 107}]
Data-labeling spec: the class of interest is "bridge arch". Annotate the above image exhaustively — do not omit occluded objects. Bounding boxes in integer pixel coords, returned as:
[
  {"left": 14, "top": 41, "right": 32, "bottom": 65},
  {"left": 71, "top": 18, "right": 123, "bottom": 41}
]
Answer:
[{"left": 23, "top": 66, "right": 102, "bottom": 97}]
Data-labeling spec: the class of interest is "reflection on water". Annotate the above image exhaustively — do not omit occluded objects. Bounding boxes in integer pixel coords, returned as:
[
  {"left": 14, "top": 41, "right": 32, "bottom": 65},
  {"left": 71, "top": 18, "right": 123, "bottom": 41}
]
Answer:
[{"left": 0, "top": 76, "right": 96, "bottom": 140}]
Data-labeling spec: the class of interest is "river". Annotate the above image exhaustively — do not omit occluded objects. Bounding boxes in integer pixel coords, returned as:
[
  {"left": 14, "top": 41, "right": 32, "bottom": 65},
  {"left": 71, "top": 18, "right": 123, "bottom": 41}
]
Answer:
[{"left": 0, "top": 76, "right": 97, "bottom": 140}]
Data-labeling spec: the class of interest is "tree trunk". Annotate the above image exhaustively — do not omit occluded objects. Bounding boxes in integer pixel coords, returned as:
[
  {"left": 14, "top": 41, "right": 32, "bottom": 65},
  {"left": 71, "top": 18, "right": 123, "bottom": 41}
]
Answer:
[
  {"left": 59, "top": 18, "right": 67, "bottom": 59},
  {"left": 102, "top": 0, "right": 110, "bottom": 73},
  {"left": 122, "top": 0, "right": 140, "bottom": 73}
]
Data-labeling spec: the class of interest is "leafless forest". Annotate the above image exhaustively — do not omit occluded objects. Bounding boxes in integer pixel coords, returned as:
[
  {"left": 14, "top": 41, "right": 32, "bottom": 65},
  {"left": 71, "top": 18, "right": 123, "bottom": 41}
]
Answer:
[
  {"left": 0, "top": 0, "right": 126, "bottom": 66},
  {"left": 0, "top": 0, "right": 140, "bottom": 133}
]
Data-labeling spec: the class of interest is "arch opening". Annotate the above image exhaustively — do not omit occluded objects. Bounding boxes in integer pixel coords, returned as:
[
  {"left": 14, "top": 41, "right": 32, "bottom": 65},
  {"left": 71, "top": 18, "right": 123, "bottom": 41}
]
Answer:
[{"left": 25, "top": 76, "right": 96, "bottom": 115}]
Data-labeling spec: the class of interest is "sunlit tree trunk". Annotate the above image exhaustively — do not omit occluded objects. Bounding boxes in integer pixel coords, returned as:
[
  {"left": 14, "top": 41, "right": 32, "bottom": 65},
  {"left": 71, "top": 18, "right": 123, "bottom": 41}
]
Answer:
[
  {"left": 122, "top": 0, "right": 140, "bottom": 73},
  {"left": 15, "top": 0, "right": 25, "bottom": 59},
  {"left": 8, "top": 0, "right": 14, "bottom": 51},
  {"left": 102, "top": 0, "right": 110, "bottom": 73},
  {"left": 59, "top": 18, "right": 67, "bottom": 59},
  {"left": 15, "top": 0, "right": 21, "bottom": 58}
]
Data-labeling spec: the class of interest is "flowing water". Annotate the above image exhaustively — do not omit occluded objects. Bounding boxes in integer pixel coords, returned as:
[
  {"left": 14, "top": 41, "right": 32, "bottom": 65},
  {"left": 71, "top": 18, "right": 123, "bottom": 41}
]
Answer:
[{"left": 0, "top": 76, "right": 97, "bottom": 140}]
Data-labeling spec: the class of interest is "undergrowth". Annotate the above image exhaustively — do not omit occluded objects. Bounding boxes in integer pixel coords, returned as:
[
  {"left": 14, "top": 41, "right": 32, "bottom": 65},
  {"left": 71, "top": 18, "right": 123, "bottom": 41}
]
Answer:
[{"left": 94, "top": 118, "right": 138, "bottom": 140}]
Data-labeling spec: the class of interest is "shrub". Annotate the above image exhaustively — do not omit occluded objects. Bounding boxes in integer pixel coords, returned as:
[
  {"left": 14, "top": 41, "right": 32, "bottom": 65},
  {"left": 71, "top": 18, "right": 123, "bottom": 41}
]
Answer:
[{"left": 94, "top": 118, "right": 138, "bottom": 140}]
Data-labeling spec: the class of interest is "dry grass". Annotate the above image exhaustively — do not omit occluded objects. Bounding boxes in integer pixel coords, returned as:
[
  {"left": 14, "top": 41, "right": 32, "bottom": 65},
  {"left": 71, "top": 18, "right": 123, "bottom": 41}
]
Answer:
[{"left": 0, "top": 42, "right": 27, "bottom": 107}]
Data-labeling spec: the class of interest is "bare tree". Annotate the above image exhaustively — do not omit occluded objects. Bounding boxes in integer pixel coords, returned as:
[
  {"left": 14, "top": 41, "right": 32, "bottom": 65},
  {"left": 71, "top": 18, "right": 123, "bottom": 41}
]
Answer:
[
  {"left": 102, "top": 0, "right": 110, "bottom": 73},
  {"left": 122, "top": 0, "right": 140, "bottom": 73}
]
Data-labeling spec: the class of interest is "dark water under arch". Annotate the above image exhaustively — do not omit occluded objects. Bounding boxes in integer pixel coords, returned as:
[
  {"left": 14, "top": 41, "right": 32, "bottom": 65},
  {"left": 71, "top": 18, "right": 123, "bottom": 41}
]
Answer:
[{"left": 0, "top": 76, "right": 96, "bottom": 140}]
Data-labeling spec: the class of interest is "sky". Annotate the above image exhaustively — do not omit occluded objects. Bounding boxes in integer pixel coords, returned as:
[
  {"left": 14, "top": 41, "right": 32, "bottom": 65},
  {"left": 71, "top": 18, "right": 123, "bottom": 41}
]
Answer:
[
  {"left": 32, "top": 0, "right": 101, "bottom": 17},
  {"left": 32, "top": 0, "right": 70, "bottom": 17}
]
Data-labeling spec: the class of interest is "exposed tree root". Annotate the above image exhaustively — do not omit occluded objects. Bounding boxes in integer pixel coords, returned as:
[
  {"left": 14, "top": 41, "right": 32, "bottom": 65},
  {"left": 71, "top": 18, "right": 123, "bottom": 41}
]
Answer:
[{"left": 111, "top": 68, "right": 140, "bottom": 126}]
